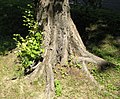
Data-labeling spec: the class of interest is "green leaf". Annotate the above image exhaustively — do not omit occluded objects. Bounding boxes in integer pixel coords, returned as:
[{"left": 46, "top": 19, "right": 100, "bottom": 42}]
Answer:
[{"left": 31, "top": 54, "right": 35, "bottom": 58}]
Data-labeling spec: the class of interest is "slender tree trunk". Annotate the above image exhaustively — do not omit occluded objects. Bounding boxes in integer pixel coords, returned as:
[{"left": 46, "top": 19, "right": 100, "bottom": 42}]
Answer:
[{"left": 29, "top": 0, "right": 113, "bottom": 98}]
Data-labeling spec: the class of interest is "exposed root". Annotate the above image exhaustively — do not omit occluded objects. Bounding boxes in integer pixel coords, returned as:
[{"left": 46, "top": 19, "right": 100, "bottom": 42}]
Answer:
[
  {"left": 82, "top": 61, "right": 98, "bottom": 85},
  {"left": 75, "top": 56, "right": 97, "bottom": 63},
  {"left": 25, "top": 52, "right": 113, "bottom": 98},
  {"left": 25, "top": 62, "right": 55, "bottom": 99},
  {"left": 45, "top": 64, "right": 55, "bottom": 99},
  {"left": 25, "top": 41, "right": 114, "bottom": 98},
  {"left": 25, "top": 62, "right": 45, "bottom": 81}
]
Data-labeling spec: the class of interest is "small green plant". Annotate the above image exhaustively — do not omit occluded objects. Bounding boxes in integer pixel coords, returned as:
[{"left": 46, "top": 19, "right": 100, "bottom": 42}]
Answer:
[
  {"left": 75, "top": 62, "right": 82, "bottom": 69},
  {"left": 54, "top": 79, "right": 62, "bottom": 96},
  {"left": 107, "top": 84, "right": 118, "bottom": 91},
  {"left": 68, "top": 55, "right": 82, "bottom": 69},
  {"left": 13, "top": 4, "right": 44, "bottom": 75}
]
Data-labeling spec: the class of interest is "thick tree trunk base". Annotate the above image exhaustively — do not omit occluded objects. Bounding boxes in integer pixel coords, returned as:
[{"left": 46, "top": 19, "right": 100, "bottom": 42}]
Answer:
[{"left": 27, "top": 0, "right": 115, "bottom": 98}]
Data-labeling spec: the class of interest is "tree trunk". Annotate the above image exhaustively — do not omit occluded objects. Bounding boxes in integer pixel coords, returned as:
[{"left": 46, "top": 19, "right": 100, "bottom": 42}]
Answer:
[{"left": 30, "top": 0, "right": 113, "bottom": 98}]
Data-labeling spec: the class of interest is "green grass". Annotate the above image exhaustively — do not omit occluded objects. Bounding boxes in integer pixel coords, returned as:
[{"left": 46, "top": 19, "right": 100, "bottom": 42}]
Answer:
[
  {"left": 87, "top": 34, "right": 120, "bottom": 90},
  {"left": 90, "top": 35, "right": 120, "bottom": 66}
]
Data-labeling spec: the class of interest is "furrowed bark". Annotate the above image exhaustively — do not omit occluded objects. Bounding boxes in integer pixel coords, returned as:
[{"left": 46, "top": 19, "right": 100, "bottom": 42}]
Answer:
[{"left": 30, "top": 0, "right": 113, "bottom": 98}]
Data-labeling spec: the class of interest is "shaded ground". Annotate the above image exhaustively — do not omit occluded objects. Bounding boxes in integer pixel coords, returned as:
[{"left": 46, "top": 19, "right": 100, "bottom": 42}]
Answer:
[{"left": 71, "top": 6, "right": 120, "bottom": 65}]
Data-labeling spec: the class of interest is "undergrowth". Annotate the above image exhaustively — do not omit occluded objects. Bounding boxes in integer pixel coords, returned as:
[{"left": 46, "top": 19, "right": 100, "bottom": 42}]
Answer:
[{"left": 13, "top": 4, "right": 44, "bottom": 76}]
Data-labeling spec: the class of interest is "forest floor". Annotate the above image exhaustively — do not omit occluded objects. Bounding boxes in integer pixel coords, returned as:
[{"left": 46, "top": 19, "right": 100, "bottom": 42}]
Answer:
[
  {"left": 0, "top": 51, "right": 119, "bottom": 99},
  {"left": 0, "top": 0, "right": 120, "bottom": 99}
]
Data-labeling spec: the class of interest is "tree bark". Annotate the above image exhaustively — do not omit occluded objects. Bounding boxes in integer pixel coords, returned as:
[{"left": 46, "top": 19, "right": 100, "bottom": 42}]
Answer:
[{"left": 30, "top": 0, "right": 113, "bottom": 98}]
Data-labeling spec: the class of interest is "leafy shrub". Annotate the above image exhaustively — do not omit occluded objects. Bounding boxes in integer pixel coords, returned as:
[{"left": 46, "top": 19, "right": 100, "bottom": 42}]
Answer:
[{"left": 14, "top": 4, "right": 44, "bottom": 75}]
